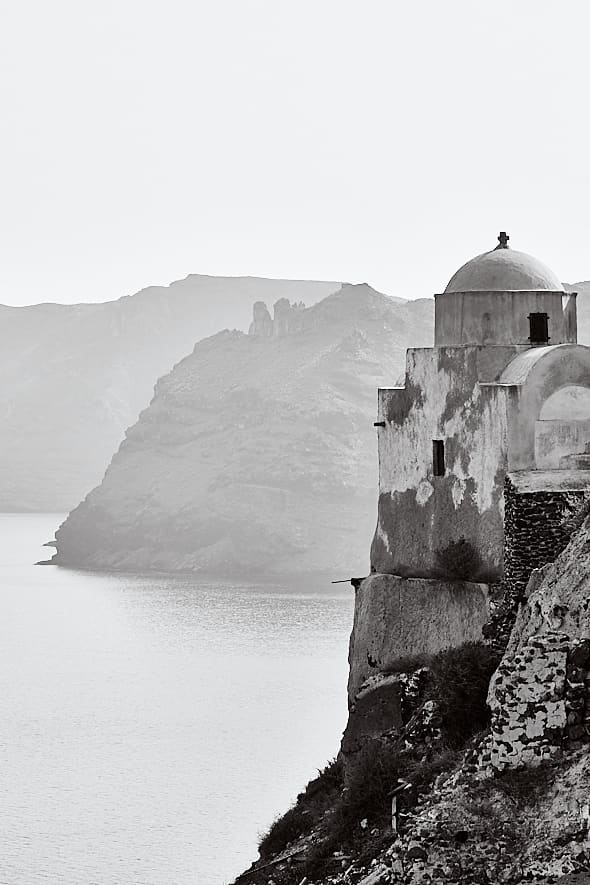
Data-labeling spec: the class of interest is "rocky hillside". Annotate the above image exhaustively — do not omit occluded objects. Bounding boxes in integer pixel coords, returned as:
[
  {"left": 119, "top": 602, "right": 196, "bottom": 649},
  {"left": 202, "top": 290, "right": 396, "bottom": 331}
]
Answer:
[
  {"left": 235, "top": 511, "right": 590, "bottom": 885},
  {"left": 0, "top": 275, "right": 340, "bottom": 511},
  {"left": 51, "top": 285, "right": 434, "bottom": 578}
]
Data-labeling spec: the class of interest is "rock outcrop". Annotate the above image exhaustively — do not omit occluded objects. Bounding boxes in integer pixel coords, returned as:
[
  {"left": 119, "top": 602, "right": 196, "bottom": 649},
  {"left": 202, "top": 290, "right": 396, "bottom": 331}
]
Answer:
[
  {"left": 0, "top": 275, "right": 341, "bottom": 511},
  {"left": 51, "top": 285, "right": 434, "bottom": 577},
  {"left": 234, "top": 514, "right": 590, "bottom": 884}
]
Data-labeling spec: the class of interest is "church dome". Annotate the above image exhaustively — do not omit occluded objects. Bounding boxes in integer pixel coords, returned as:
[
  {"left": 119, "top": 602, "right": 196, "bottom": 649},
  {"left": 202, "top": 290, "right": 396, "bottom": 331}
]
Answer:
[{"left": 444, "top": 233, "right": 564, "bottom": 294}]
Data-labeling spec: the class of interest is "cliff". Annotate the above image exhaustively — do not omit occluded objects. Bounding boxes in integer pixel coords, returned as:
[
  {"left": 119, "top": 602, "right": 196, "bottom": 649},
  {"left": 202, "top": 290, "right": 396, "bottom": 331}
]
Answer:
[
  {"left": 51, "top": 285, "right": 433, "bottom": 577},
  {"left": 4, "top": 275, "right": 589, "bottom": 515},
  {"left": 235, "top": 511, "right": 590, "bottom": 884},
  {"left": 0, "top": 275, "right": 340, "bottom": 511}
]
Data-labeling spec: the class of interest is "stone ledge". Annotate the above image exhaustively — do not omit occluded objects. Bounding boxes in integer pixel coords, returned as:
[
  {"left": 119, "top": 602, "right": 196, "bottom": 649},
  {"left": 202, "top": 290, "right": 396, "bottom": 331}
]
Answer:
[{"left": 348, "top": 573, "right": 490, "bottom": 701}]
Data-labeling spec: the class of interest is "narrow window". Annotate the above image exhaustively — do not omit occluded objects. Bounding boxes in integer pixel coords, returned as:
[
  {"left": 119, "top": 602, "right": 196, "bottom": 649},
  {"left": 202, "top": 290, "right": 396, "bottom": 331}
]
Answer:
[
  {"left": 433, "top": 440, "right": 445, "bottom": 477},
  {"left": 528, "top": 313, "right": 549, "bottom": 345}
]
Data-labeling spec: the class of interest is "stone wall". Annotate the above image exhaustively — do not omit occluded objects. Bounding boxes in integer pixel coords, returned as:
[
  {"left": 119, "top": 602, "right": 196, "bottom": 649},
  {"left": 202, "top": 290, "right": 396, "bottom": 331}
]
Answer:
[
  {"left": 503, "top": 475, "right": 588, "bottom": 604},
  {"left": 348, "top": 574, "right": 489, "bottom": 702},
  {"left": 483, "top": 517, "right": 590, "bottom": 772},
  {"left": 484, "top": 634, "right": 590, "bottom": 771}
]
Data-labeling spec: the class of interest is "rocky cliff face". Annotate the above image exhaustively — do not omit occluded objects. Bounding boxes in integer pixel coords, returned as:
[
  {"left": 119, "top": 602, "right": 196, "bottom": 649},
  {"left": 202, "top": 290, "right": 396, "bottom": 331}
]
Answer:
[
  {"left": 51, "top": 285, "right": 434, "bottom": 577},
  {"left": 235, "top": 514, "right": 590, "bottom": 884},
  {"left": 0, "top": 275, "right": 340, "bottom": 511}
]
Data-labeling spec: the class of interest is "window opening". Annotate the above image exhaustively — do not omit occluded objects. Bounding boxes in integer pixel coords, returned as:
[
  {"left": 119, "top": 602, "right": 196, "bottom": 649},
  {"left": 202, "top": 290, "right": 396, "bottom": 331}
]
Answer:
[
  {"left": 529, "top": 313, "right": 549, "bottom": 345},
  {"left": 433, "top": 440, "right": 445, "bottom": 477}
]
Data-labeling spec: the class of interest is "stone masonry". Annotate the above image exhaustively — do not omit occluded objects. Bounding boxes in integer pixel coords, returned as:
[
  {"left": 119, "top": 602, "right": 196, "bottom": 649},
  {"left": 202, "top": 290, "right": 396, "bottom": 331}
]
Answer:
[
  {"left": 485, "top": 633, "right": 590, "bottom": 771},
  {"left": 487, "top": 631, "right": 569, "bottom": 769},
  {"left": 486, "top": 477, "right": 590, "bottom": 652},
  {"left": 503, "top": 475, "right": 589, "bottom": 605}
]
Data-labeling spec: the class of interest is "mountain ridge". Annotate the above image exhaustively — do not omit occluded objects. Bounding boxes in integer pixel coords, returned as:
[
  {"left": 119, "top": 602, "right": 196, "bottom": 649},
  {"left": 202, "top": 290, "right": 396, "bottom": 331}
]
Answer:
[
  {"left": 0, "top": 275, "right": 342, "bottom": 511},
  {"left": 51, "top": 283, "right": 434, "bottom": 577}
]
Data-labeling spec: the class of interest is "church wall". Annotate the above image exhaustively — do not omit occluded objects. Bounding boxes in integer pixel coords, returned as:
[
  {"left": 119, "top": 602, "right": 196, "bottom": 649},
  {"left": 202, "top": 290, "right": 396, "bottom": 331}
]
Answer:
[
  {"left": 371, "top": 346, "right": 511, "bottom": 581},
  {"left": 535, "top": 418, "right": 590, "bottom": 468},
  {"left": 563, "top": 292, "right": 577, "bottom": 342},
  {"left": 503, "top": 345, "right": 590, "bottom": 470},
  {"left": 435, "top": 291, "right": 572, "bottom": 347}
]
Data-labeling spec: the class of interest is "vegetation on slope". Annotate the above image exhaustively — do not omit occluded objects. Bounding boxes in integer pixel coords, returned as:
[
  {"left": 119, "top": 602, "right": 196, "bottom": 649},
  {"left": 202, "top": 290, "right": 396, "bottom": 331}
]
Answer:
[{"left": 243, "top": 641, "right": 501, "bottom": 884}]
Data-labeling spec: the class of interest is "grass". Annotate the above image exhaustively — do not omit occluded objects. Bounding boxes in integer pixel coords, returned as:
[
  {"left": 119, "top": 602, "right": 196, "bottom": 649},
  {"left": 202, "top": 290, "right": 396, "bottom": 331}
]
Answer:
[
  {"left": 426, "top": 641, "right": 501, "bottom": 746},
  {"left": 257, "top": 758, "right": 343, "bottom": 858}
]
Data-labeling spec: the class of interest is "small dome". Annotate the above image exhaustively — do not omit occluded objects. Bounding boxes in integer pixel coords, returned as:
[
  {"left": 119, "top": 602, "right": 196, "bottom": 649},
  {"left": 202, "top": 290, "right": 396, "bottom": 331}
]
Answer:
[{"left": 444, "top": 234, "right": 564, "bottom": 294}]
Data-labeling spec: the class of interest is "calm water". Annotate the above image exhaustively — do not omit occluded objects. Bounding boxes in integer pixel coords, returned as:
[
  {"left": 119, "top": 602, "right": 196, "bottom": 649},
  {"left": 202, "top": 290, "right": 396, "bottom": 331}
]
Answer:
[{"left": 0, "top": 514, "right": 353, "bottom": 885}]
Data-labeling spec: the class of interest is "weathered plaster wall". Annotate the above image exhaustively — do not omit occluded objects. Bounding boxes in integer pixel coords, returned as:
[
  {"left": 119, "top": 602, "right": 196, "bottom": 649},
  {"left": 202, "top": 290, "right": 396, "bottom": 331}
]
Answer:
[
  {"left": 370, "top": 340, "right": 590, "bottom": 581},
  {"left": 435, "top": 291, "right": 572, "bottom": 347},
  {"left": 499, "top": 344, "right": 590, "bottom": 471},
  {"left": 563, "top": 291, "right": 578, "bottom": 342},
  {"left": 371, "top": 346, "right": 514, "bottom": 580},
  {"left": 535, "top": 418, "right": 590, "bottom": 468},
  {"left": 540, "top": 384, "right": 590, "bottom": 420},
  {"left": 347, "top": 573, "right": 489, "bottom": 702}
]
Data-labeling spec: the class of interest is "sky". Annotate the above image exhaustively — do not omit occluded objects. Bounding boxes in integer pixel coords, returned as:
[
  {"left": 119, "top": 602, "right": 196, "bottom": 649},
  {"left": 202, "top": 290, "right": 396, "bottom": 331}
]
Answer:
[{"left": 1, "top": 0, "right": 589, "bottom": 305}]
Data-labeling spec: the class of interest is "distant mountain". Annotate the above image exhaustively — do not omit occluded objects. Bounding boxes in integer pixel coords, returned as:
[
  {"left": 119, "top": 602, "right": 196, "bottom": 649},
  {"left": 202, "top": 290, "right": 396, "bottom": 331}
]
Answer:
[
  {"left": 6, "top": 274, "right": 587, "bottom": 523},
  {"left": 0, "top": 275, "right": 340, "bottom": 511},
  {"left": 51, "top": 285, "right": 434, "bottom": 578}
]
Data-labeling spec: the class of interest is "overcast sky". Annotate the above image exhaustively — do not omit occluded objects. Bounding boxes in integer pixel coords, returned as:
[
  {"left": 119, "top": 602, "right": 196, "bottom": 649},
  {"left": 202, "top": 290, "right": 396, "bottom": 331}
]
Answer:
[{"left": 1, "top": 1, "right": 589, "bottom": 305}]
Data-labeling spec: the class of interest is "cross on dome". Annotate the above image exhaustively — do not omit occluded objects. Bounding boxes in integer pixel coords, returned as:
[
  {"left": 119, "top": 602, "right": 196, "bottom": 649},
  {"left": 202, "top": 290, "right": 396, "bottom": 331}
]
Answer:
[{"left": 497, "top": 231, "right": 510, "bottom": 249}]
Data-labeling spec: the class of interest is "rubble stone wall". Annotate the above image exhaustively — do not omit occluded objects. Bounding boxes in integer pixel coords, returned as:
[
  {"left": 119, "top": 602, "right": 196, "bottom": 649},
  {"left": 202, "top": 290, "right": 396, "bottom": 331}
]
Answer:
[
  {"left": 485, "top": 633, "right": 590, "bottom": 771},
  {"left": 503, "top": 476, "right": 588, "bottom": 604}
]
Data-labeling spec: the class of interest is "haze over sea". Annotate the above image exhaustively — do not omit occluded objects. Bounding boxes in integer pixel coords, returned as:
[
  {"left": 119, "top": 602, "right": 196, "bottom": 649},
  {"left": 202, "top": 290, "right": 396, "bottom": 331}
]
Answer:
[{"left": 0, "top": 514, "right": 353, "bottom": 885}]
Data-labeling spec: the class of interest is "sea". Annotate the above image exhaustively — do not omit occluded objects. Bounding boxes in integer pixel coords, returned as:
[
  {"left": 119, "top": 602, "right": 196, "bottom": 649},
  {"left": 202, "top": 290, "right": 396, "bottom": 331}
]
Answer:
[{"left": 0, "top": 514, "right": 354, "bottom": 885}]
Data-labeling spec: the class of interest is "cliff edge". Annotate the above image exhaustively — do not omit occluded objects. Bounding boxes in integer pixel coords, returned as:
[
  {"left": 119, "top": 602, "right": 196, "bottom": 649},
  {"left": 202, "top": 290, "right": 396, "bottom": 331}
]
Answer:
[
  {"left": 51, "top": 285, "right": 433, "bottom": 577},
  {"left": 234, "top": 509, "right": 590, "bottom": 884}
]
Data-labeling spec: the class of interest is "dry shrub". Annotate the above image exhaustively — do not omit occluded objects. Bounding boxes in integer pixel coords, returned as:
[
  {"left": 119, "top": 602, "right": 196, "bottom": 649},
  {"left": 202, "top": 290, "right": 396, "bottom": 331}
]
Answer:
[
  {"left": 257, "top": 758, "right": 342, "bottom": 858},
  {"left": 427, "top": 641, "right": 501, "bottom": 746},
  {"left": 380, "top": 652, "right": 431, "bottom": 675}
]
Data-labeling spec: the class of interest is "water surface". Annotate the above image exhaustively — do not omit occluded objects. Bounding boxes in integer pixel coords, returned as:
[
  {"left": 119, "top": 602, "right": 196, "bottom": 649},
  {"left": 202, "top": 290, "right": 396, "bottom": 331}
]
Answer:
[{"left": 0, "top": 514, "right": 353, "bottom": 884}]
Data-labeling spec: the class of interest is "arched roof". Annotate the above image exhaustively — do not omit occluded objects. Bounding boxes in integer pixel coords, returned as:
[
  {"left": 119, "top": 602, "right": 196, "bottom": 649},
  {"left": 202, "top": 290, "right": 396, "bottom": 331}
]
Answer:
[
  {"left": 498, "top": 344, "right": 564, "bottom": 385},
  {"left": 497, "top": 343, "right": 590, "bottom": 471}
]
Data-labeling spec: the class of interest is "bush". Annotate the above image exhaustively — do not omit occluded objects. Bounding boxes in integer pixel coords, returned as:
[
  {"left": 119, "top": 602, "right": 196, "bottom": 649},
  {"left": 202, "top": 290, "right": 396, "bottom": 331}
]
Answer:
[
  {"left": 335, "top": 740, "right": 401, "bottom": 834},
  {"left": 299, "top": 741, "right": 461, "bottom": 879},
  {"left": 258, "top": 758, "right": 343, "bottom": 858},
  {"left": 380, "top": 652, "right": 430, "bottom": 675},
  {"left": 427, "top": 641, "right": 501, "bottom": 745},
  {"left": 403, "top": 746, "right": 461, "bottom": 791},
  {"left": 258, "top": 805, "right": 310, "bottom": 859}
]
